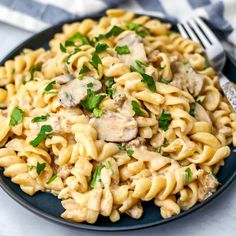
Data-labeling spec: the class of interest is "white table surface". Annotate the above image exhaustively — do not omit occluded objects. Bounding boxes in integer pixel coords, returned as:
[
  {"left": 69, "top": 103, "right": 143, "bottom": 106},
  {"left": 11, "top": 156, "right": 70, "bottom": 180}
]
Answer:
[{"left": 1, "top": 22, "right": 236, "bottom": 236}]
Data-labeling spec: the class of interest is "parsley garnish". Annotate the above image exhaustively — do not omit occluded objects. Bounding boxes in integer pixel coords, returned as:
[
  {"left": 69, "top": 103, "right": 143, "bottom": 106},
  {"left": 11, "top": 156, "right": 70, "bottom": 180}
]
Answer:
[
  {"left": 131, "top": 100, "right": 146, "bottom": 116},
  {"left": 66, "top": 47, "right": 81, "bottom": 64},
  {"left": 185, "top": 168, "right": 192, "bottom": 182},
  {"left": 95, "top": 43, "right": 109, "bottom": 53},
  {"left": 30, "top": 125, "right": 53, "bottom": 147},
  {"left": 115, "top": 45, "right": 130, "bottom": 55},
  {"left": 107, "top": 161, "right": 114, "bottom": 174},
  {"left": 67, "top": 32, "right": 90, "bottom": 45},
  {"left": 44, "top": 80, "right": 56, "bottom": 93},
  {"left": 9, "top": 107, "right": 24, "bottom": 126},
  {"left": 79, "top": 64, "right": 90, "bottom": 74},
  {"left": 23, "top": 63, "right": 42, "bottom": 83},
  {"left": 31, "top": 113, "right": 50, "bottom": 123},
  {"left": 130, "top": 65, "right": 145, "bottom": 74},
  {"left": 159, "top": 77, "right": 170, "bottom": 84},
  {"left": 89, "top": 164, "right": 105, "bottom": 188},
  {"left": 47, "top": 175, "right": 57, "bottom": 184},
  {"left": 93, "top": 108, "right": 103, "bottom": 117},
  {"left": 159, "top": 111, "right": 172, "bottom": 131},
  {"left": 189, "top": 103, "right": 196, "bottom": 117},
  {"left": 182, "top": 60, "right": 189, "bottom": 65},
  {"left": 90, "top": 53, "right": 102, "bottom": 69},
  {"left": 60, "top": 43, "right": 66, "bottom": 53},
  {"left": 103, "top": 77, "right": 115, "bottom": 97},
  {"left": 36, "top": 162, "right": 46, "bottom": 175},
  {"left": 126, "top": 22, "right": 149, "bottom": 37},
  {"left": 117, "top": 144, "right": 134, "bottom": 157},
  {"left": 136, "top": 60, "right": 148, "bottom": 68},
  {"left": 96, "top": 26, "right": 124, "bottom": 41},
  {"left": 141, "top": 73, "right": 157, "bottom": 92}
]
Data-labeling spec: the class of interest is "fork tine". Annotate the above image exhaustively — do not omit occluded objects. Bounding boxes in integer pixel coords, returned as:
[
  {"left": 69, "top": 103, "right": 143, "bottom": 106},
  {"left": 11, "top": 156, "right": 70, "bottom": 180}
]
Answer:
[
  {"left": 180, "top": 21, "right": 201, "bottom": 44},
  {"left": 177, "top": 23, "right": 188, "bottom": 38},
  {"left": 194, "top": 17, "right": 220, "bottom": 44},
  {"left": 187, "top": 18, "right": 211, "bottom": 48}
]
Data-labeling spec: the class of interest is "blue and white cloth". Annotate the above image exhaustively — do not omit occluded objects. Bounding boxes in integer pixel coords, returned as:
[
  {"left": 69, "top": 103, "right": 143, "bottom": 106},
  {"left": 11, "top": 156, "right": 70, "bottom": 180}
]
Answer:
[{"left": 0, "top": 0, "right": 235, "bottom": 56}]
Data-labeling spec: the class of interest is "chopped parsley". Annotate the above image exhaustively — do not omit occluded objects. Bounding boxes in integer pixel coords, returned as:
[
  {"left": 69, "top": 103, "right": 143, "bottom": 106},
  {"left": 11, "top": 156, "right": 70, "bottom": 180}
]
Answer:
[
  {"left": 189, "top": 103, "right": 196, "bottom": 117},
  {"left": 159, "top": 77, "right": 170, "bottom": 84},
  {"left": 130, "top": 65, "right": 145, "bottom": 74},
  {"left": 23, "top": 63, "right": 42, "bottom": 83},
  {"left": 95, "top": 43, "right": 109, "bottom": 53},
  {"left": 31, "top": 113, "right": 50, "bottom": 123},
  {"left": 126, "top": 22, "right": 149, "bottom": 37},
  {"left": 158, "top": 111, "right": 172, "bottom": 131},
  {"left": 141, "top": 73, "right": 157, "bottom": 92},
  {"left": 66, "top": 47, "right": 81, "bottom": 64},
  {"left": 67, "top": 32, "right": 90, "bottom": 45},
  {"left": 60, "top": 43, "right": 66, "bottom": 53},
  {"left": 131, "top": 100, "right": 146, "bottom": 116},
  {"left": 47, "top": 175, "right": 57, "bottom": 184},
  {"left": 115, "top": 45, "right": 130, "bottom": 55},
  {"left": 96, "top": 26, "right": 124, "bottom": 41},
  {"left": 30, "top": 125, "right": 53, "bottom": 147},
  {"left": 36, "top": 162, "right": 46, "bottom": 175},
  {"left": 182, "top": 60, "right": 189, "bottom": 65},
  {"left": 89, "top": 164, "right": 105, "bottom": 188},
  {"left": 79, "top": 64, "right": 90, "bottom": 74},
  {"left": 117, "top": 144, "right": 134, "bottom": 157},
  {"left": 185, "top": 168, "right": 192, "bottom": 182},
  {"left": 44, "top": 80, "right": 56, "bottom": 94},
  {"left": 65, "top": 40, "right": 75, "bottom": 47},
  {"left": 9, "top": 107, "right": 24, "bottom": 126},
  {"left": 107, "top": 161, "right": 114, "bottom": 174},
  {"left": 93, "top": 108, "right": 103, "bottom": 118},
  {"left": 90, "top": 53, "right": 102, "bottom": 69},
  {"left": 135, "top": 60, "right": 148, "bottom": 68},
  {"left": 103, "top": 77, "right": 115, "bottom": 97}
]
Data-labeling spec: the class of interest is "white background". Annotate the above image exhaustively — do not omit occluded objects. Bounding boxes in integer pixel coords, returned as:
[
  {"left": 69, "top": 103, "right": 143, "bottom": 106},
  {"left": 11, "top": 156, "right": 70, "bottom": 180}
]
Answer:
[{"left": 1, "top": 22, "right": 236, "bottom": 236}]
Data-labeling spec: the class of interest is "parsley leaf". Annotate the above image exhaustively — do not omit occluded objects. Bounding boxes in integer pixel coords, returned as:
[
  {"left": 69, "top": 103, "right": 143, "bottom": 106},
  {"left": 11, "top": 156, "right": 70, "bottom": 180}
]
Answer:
[
  {"left": 141, "top": 73, "right": 156, "bottom": 92},
  {"left": 60, "top": 43, "right": 66, "bottom": 53},
  {"left": 89, "top": 164, "right": 105, "bottom": 188},
  {"left": 136, "top": 60, "right": 148, "bottom": 68},
  {"left": 103, "top": 77, "right": 115, "bottom": 97},
  {"left": 130, "top": 65, "right": 145, "bottom": 74},
  {"left": 30, "top": 125, "right": 53, "bottom": 147},
  {"left": 47, "top": 175, "right": 57, "bottom": 184},
  {"left": 90, "top": 53, "right": 102, "bottom": 69},
  {"left": 159, "top": 111, "right": 172, "bottom": 131},
  {"left": 107, "top": 161, "right": 114, "bottom": 174},
  {"left": 159, "top": 77, "right": 170, "bottom": 84},
  {"left": 117, "top": 144, "right": 134, "bottom": 157},
  {"left": 36, "top": 162, "right": 46, "bottom": 175},
  {"left": 24, "top": 63, "right": 42, "bottom": 83},
  {"left": 189, "top": 103, "right": 196, "bottom": 117},
  {"left": 96, "top": 26, "right": 124, "bottom": 41},
  {"left": 93, "top": 108, "right": 103, "bottom": 117},
  {"left": 185, "top": 168, "right": 192, "bottom": 182},
  {"left": 65, "top": 40, "right": 75, "bottom": 47},
  {"left": 79, "top": 64, "right": 90, "bottom": 74},
  {"left": 95, "top": 43, "right": 109, "bottom": 53},
  {"left": 68, "top": 32, "right": 90, "bottom": 45},
  {"left": 9, "top": 107, "right": 24, "bottom": 126},
  {"left": 126, "top": 22, "right": 149, "bottom": 37},
  {"left": 66, "top": 47, "right": 81, "bottom": 64},
  {"left": 44, "top": 80, "right": 56, "bottom": 93},
  {"left": 31, "top": 113, "right": 50, "bottom": 123},
  {"left": 115, "top": 45, "right": 130, "bottom": 55},
  {"left": 131, "top": 100, "right": 146, "bottom": 116}
]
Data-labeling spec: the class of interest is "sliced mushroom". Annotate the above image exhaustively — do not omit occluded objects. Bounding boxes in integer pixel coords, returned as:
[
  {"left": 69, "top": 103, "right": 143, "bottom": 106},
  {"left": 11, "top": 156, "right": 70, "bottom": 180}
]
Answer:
[
  {"left": 54, "top": 74, "right": 73, "bottom": 84},
  {"left": 90, "top": 110, "right": 138, "bottom": 142},
  {"left": 116, "top": 31, "right": 147, "bottom": 66},
  {"left": 58, "top": 77, "right": 102, "bottom": 108},
  {"left": 194, "top": 103, "right": 212, "bottom": 125},
  {"left": 170, "top": 62, "right": 204, "bottom": 97}
]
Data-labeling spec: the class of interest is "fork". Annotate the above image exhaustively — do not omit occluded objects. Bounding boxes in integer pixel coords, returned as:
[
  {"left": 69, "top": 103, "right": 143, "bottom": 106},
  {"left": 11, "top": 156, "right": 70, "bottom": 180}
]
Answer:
[{"left": 177, "top": 16, "right": 236, "bottom": 111}]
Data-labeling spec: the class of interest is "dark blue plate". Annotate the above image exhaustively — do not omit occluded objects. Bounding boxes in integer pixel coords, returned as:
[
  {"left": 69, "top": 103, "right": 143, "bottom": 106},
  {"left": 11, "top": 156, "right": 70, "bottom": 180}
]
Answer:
[{"left": 1, "top": 13, "right": 236, "bottom": 231}]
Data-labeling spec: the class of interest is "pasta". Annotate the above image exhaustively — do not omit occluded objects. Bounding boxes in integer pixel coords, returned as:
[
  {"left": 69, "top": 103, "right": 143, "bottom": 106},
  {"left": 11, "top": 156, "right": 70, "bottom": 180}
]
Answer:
[{"left": 0, "top": 9, "right": 235, "bottom": 223}]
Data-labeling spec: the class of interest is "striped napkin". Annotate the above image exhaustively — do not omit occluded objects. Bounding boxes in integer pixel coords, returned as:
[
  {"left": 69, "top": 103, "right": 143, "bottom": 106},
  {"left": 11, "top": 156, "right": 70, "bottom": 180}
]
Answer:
[{"left": 0, "top": 0, "right": 235, "bottom": 57}]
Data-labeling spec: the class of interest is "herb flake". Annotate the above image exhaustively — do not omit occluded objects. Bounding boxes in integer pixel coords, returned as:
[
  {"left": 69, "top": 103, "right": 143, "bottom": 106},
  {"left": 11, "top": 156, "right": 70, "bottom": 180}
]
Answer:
[
  {"left": 89, "top": 165, "right": 105, "bottom": 188},
  {"left": 115, "top": 45, "right": 130, "bottom": 55},
  {"left": 30, "top": 125, "right": 53, "bottom": 147},
  {"left": 131, "top": 100, "right": 146, "bottom": 116},
  {"left": 9, "top": 107, "right": 24, "bottom": 126},
  {"left": 36, "top": 162, "right": 46, "bottom": 175},
  {"left": 185, "top": 168, "right": 192, "bottom": 182},
  {"left": 159, "top": 111, "right": 172, "bottom": 131}
]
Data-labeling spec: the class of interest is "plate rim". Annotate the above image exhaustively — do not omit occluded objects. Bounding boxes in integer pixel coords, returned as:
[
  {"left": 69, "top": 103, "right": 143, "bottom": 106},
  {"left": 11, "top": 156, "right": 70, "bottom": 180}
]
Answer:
[{"left": 1, "top": 12, "right": 236, "bottom": 231}]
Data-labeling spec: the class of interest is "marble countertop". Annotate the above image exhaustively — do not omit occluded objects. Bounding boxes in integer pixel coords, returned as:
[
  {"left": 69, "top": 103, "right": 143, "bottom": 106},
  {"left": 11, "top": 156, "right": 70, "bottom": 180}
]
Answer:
[{"left": 1, "top": 22, "right": 236, "bottom": 236}]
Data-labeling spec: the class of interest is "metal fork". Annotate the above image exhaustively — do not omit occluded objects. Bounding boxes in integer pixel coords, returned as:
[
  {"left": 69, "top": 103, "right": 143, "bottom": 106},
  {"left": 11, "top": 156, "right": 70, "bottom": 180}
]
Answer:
[{"left": 177, "top": 17, "right": 236, "bottom": 111}]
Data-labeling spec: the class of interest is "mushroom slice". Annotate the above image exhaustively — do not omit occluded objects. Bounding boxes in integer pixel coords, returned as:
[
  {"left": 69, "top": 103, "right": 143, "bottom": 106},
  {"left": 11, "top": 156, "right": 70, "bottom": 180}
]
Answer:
[
  {"left": 90, "top": 110, "right": 138, "bottom": 142},
  {"left": 58, "top": 77, "right": 102, "bottom": 108},
  {"left": 116, "top": 31, "right": 147, "bottom": 66},
  {"left": 170, "top": 62, "right": 204, "bottom": 97},
  {"left": 54, "top": 74, "right": 73, "bottom": 84},
  {"left": 194, "top": 103, "right": 212, "bottom": 125}
]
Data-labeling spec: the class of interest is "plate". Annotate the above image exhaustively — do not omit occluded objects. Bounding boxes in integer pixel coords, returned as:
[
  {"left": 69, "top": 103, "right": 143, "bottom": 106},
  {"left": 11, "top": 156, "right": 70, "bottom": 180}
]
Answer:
[{"left": 1, "top": 13, "right": 236, "bottom": 231}]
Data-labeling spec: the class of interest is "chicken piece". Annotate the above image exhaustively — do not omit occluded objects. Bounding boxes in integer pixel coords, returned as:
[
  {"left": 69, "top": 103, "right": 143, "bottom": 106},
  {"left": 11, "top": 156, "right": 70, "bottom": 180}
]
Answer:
[
  {"left": 90, "top": 110, "right": 138, "bottom": 142},
  {"left": 58, "top": 77, "right": 102, "bottom": 108},
  {"left": 54, "top": 74, "right": 73, "bottom": 84},
  {"left": 198, "top": 172, "right": 218, "bottom": 202},
  {"left": 116, "top": 31, "right": 147, "bottom": 66},
  {"left": 126, "top": 202, "right": 143, "bottom": 219},
  {"left": 126, "top": 137, "right": 145, "bottom": 148},
  {"left": 170, "top": 62, "right": 204, "bottom": 97}
]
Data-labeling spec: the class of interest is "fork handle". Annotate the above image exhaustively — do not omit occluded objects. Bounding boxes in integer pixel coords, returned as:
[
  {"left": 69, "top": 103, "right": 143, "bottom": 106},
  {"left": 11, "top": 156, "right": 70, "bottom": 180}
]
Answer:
[{"left": 219, "top": 72, "right": 236, "bottom": 111}]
